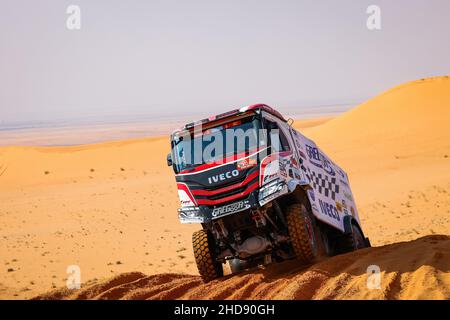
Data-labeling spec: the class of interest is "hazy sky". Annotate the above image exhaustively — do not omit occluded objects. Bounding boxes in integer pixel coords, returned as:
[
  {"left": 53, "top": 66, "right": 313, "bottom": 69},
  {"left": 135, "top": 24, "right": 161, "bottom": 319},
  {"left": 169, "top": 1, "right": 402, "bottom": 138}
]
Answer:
[{"left": 1, "top": 0, "right": 449, "bottom": 124}]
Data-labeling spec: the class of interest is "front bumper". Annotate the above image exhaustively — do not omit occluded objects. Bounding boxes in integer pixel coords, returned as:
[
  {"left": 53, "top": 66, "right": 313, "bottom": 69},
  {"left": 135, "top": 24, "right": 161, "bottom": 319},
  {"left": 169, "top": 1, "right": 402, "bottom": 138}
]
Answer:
[{"left": 178, "top": 191, "right": 259, "bottom": 224}]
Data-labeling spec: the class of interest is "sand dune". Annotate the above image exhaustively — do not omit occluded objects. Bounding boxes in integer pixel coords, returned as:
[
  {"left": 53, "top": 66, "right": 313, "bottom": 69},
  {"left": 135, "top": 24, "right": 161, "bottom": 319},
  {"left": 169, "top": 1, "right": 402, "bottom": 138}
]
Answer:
[
  {"left": 299, "top": 76, "right": 450, "bottom": 245},
  {"left": 34, "top": 235, "right": 450, "bottom": 300},
  {"left": 1, "top": 77, "right": 449, "bottom": 299}
]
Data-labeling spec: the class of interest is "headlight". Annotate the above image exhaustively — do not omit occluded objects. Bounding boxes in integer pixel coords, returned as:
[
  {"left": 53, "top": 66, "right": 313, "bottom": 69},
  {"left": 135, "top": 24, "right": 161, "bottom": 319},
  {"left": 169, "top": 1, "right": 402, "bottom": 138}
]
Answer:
[
  {"left": 178, "top": 207, "right": 205, "bottom": 224},
  {"left": 258, "top": 179, "right": 285, "bottom": 202}
]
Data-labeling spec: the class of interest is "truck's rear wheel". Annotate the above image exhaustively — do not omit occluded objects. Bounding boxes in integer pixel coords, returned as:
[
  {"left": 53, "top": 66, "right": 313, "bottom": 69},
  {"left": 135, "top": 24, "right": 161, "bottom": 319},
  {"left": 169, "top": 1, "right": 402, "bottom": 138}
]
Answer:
[
  {"left": 192, "top": 229, "right": 223, "bottom": 282},
  {"left": 337, "top": 222, "right": 366, "bottom": 253},
  {"left": 286, "top": 203, "right": 318, "bottom": 263},
  {"left": 318, "top": 227, "right": 333, "bottom": 257}
]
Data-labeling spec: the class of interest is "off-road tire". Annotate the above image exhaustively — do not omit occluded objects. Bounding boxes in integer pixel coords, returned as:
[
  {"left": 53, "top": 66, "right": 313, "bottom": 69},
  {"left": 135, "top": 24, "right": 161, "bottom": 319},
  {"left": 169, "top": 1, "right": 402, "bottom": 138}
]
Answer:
[
  {"left": 192, "top": 229, "right": 223, "bottom": 282},
  {"left": 318, "top": 227, "right": 333, "bottom": 257},
  {"left": 337, "top": 222, "right": 366, "bottom": 253},
  {"left": 286, "top": 203, "right": 318, "bottom": 264}
]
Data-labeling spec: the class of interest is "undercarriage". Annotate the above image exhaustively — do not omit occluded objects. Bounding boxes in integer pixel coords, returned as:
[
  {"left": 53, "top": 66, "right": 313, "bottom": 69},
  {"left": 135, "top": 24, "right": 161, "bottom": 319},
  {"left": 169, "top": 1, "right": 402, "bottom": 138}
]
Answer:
[
  {"left": 208, "top": 201, "right": 292, "bottom": 264},
  {"left": 192, "top": 193, "right": 370, "bottom": 282},
  {"left": 192, "top": 194, "right": 324, "bottom": 281}
]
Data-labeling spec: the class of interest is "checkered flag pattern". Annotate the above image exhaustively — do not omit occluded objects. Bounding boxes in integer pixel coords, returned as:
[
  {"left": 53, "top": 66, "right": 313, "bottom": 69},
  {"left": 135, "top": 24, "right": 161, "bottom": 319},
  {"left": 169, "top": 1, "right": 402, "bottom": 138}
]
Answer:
[{"left": 305, "top": 167, "right": 339, "bottom": 200}]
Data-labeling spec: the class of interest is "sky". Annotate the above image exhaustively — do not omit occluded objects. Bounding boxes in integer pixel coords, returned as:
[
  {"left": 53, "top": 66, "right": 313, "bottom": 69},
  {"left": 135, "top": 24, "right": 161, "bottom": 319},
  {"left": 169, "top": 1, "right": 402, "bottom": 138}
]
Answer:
[{"left": 1, "top": 0, "right": 449, "bottom": 125}]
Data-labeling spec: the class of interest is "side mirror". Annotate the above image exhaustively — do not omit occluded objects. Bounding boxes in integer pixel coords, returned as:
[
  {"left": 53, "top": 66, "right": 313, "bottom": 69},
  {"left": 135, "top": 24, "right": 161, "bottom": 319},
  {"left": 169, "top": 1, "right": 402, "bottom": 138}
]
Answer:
[{"left": 166, "top": 153, "right": 173, "bottom": 167}]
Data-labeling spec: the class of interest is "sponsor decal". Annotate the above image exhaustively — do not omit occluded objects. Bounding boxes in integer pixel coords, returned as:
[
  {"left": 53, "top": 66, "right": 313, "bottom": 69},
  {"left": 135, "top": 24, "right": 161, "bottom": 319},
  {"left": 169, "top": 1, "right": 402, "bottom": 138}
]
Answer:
[
  {"left": 342, "top": 199, "right": 348, "bottom": 209},
  {"left": 181, "top": 199, "right": 192, "bottom": 206},
  {"left": 177, "top": 184, "right": 196, "bottom": 207},
  {"left": 319, "top": 199, "right": 340, "bottom": 222},
  {"left": 343, "top": 191, "right": 354, "bottom": 202},
  {"left": 298, "top": 148, "right": 307, "bottom": 160},
  {"left": 335, "top": 201, "right": 343, "bottom": 212},
  {"left": 263, "top": 173, "right": 278, "bottom": 183},
  {"left": 342, "top": 199, "right": 349, "bottom": 215},
  {"left": 212, "top": 200, "right": 250, "bottom": 218},
  {"left": 322, "top": 157, "right": 336, "bottom": 176},
  {"left": 339, "top": 179, "right": 350, "bottom": 188},
  {"left": 262, "top": 159, "right": 280, "bottom": 184},
  {"left": 237, "top": 157, "right": 257, "bottom": 171},
  {"left": 208, "top": 169, "right": 239, "bottom": 184},
  {"left": 305, "top": 145, "right": 322, "bottom": 168},
  {"left": 338, "top": 169, "right": 346, "bottom": 178},
  {"left": 279, "top": 160, "right": 287, "bottom": 178}
]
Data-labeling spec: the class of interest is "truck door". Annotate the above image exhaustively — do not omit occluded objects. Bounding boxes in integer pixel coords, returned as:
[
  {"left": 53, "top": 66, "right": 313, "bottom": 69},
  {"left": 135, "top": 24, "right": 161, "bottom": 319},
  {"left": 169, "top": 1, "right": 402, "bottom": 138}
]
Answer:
[{"left": 260, "top": 113, "right": 307, "bottom": 187}]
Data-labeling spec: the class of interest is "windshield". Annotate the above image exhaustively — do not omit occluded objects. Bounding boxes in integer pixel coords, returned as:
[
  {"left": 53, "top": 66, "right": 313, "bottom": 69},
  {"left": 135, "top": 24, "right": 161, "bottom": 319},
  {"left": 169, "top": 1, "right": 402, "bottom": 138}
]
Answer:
[{"left": 172, "top": 116, "right": 265, "bottom": 173}]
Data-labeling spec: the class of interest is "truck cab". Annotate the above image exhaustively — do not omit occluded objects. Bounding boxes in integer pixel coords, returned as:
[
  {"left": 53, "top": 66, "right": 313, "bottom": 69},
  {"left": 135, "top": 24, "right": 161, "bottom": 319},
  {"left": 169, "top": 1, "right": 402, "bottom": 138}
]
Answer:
[{"left": 167, "top": 104, "right": 370, "bottom": 281}]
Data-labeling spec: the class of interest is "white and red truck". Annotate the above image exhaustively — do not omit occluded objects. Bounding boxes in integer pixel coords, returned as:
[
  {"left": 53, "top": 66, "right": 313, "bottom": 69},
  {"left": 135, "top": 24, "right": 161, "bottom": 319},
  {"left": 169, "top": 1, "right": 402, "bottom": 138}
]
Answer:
[{"left": 167, "top": 104, "right": 370, "bottom": 281}]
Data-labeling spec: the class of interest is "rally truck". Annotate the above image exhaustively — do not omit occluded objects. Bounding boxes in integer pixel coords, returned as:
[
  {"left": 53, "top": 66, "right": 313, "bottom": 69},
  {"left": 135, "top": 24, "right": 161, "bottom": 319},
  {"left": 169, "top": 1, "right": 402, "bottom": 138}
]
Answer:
[{"left": 167, "top": 104, "right": 370, "bottom": 281}]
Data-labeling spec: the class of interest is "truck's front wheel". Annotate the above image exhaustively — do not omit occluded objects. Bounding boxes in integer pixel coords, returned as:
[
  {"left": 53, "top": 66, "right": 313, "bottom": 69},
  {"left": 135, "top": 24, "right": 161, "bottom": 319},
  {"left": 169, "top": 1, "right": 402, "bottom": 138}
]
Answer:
[
  {"left": 286, "top": 203, "right": 318, "bottom": 264},
  {"left": 192, "top": 229, "right": 223, "bottom": 282}
]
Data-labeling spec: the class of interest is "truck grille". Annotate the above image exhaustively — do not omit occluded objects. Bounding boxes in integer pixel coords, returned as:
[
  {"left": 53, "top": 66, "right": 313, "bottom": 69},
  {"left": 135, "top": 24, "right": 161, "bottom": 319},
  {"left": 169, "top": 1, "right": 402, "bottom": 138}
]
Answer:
[
  {"left": 191, "top": 168, "right": 259, "bottom": 206},
  {"left": 207, "top": 186, "right": 247, "bottom": 201}
]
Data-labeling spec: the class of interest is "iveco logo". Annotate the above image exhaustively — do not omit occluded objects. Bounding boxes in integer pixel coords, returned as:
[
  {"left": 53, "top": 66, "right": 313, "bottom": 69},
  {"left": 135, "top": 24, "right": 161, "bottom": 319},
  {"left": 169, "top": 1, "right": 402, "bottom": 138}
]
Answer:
[{"left": 208, "top": 169, "right": 239, "bottom": 184}]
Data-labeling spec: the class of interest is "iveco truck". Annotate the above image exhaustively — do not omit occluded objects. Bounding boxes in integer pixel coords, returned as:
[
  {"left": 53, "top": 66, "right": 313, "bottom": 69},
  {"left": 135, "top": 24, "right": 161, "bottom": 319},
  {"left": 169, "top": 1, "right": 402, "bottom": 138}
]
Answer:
[{"left": 167, "top": 104, "right": 370, "bottom": 281}]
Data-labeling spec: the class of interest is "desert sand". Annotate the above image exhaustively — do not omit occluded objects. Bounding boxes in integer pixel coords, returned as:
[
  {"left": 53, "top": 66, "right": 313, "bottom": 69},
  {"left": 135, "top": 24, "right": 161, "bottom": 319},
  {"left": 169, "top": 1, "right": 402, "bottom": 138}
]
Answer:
[
  {"left": 1, "top": 76, "right": 449, "bottom": 299},
  {"left": 33, "top": 235, "right": 450, "bottom": 300}
]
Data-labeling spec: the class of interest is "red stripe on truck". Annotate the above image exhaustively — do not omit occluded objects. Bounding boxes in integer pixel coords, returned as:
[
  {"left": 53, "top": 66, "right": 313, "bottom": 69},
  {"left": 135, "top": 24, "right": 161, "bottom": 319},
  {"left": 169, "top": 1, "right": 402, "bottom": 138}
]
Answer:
[
  {"left": 191, "top": 171, "right": 259, "bottom": 196},
  {"left": 196, "top": 181, "right": 259, "bottom": 206}
]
